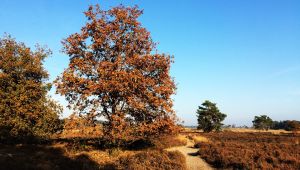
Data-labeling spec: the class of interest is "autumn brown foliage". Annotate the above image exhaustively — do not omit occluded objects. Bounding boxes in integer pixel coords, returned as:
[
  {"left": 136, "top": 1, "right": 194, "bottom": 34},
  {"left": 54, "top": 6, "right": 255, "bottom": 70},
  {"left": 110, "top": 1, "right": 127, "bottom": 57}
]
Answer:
[
  {"left": 197, "top": 132, "right": 300, "bottom": 170},
  {"left": 0, "top": 35, "right": 62, "bottom": 142},
  {"left": 55, "top": 4, "right": 177, "bottom": 144}
]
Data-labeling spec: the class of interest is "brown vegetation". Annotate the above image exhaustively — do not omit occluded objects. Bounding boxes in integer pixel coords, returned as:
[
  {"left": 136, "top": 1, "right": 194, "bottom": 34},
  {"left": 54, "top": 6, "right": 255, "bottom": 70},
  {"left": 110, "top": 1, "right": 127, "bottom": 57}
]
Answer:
[
  {"left": 189, "top": 135, "right": 209, "bottom": 143},
  {"left": 0, "top": 135, "right": 187, "bottom": 170},
  {"left": 0, "top": 144, "right": 100, "bottom": 170},
  {"left": 196, "top": 132, "right": 300, "bottom": 170},
  {"left": 149, "top": 135, "right": 187, "bottom": 149},
  {"left": 61, "top": 115, "right": 103, "bottom": 139},
  {"left": 0, "top": 4, "right": 185, "bottom": 168},
  {"left": 5, "top": 3, "right": 300, "bottom": 170},
  {"left": 55, "top": 4, "right": 178, "bottom": 145},
  {"left": 0, "top": 35, "right": 62, "bottom": 143},
  {"left": 224, "top": 128, "right": 296, "bottom": 134},
  {"left": 117, "top": 150, "right": 186, "bottom": 170}
]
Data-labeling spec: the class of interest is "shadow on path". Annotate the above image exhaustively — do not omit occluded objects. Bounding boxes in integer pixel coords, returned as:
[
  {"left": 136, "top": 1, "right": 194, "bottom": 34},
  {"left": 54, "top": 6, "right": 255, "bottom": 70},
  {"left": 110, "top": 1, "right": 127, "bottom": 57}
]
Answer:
[{"left": 0, "top": 144, "right": 100, "bottom": 170}]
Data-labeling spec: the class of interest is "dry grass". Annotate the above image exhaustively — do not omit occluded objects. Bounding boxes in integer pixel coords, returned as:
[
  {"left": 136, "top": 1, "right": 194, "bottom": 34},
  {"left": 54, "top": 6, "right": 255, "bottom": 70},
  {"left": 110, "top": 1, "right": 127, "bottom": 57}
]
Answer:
[
  {"left": 117, "top": 150, "right": 186, "bottom": 170},
  {"left": 225, "top": 128, "right": 298, "bottom": 134},
  {"left": 182, "top": 128, "right": 203, "bottom": 133},
  {"left": 152, "top": 135, "right": 187, "bottom": 149},
  {"left": 191, "top": 135, "right": 210, "bottom": 143},
  {"left": 183, "top": 127, "right": 299, "bottom": 134},
  {"left": 175, "top": 134, "right": 188, "bottom": 145}
]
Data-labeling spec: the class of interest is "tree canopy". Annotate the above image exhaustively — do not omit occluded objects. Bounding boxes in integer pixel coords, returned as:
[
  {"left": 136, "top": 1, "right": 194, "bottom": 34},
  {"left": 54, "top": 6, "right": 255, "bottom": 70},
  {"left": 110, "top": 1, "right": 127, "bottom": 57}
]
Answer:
[
  {"left": 55, "top": 5, "right": 177, "bottom": 143},
  {"left": 271, "top": 120, "right": 300, "bottom": 131},
  {"left": 0, "top": 35, "right": 62, "bottom": 142},
  {"left": 196, "top": 100, "right": 227, "bottom": 132},
  {"left": 252, "top": 115, "right": 273, "bottom": 130}
]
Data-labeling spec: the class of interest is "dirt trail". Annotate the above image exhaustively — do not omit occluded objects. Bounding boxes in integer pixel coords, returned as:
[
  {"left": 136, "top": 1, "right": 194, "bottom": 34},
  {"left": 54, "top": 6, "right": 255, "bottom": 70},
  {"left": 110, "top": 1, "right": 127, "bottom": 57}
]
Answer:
[{"left": 166, "top": 138, "right": 214, "bottom": 170}]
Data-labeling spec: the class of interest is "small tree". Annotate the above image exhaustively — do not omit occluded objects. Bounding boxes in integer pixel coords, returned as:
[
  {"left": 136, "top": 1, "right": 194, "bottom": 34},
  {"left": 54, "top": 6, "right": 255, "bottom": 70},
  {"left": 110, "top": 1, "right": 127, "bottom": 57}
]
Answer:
[
  {"left": 196, "top": 100, "right": 227, "bottom": 132},
  {"left": 0, "top": 35, "right": 62, "bottom": 142},
  {"left": 55, "top": 5, "right": 177, "bottom": 144},
  {"left": 252, "top": 115, "right": 273, "bottom": 130}
]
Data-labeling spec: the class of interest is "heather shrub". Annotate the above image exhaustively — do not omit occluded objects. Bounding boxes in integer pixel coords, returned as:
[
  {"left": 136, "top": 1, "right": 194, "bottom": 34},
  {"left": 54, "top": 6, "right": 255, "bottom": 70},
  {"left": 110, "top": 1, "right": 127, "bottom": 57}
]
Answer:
[{"left": 198, "top": 132, "right": 300, "bottom": 170}]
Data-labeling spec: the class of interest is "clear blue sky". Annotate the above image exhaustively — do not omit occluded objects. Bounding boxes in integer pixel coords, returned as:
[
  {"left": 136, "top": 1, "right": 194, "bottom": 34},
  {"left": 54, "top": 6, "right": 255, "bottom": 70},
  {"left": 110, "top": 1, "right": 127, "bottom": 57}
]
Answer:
[{"left": 1, "top": 0, "right": 300, "bottom": 126}]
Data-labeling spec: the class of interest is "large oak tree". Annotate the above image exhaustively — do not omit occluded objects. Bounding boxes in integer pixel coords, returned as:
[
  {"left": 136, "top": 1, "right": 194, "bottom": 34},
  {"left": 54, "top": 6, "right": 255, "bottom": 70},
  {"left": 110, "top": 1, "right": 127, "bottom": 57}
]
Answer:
[{"left": 56, "top": 5, "right": 177, "bottom": 143}]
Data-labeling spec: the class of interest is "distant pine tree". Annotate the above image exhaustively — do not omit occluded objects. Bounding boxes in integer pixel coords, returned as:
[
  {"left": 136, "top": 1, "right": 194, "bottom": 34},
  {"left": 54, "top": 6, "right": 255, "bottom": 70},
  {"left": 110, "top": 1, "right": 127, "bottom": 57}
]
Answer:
[
  {"left": 252, "top": 115, "right": 273, "bottom": 130},
  {"left": 196, "top": 100, "right": 227, "bottom": 132}
]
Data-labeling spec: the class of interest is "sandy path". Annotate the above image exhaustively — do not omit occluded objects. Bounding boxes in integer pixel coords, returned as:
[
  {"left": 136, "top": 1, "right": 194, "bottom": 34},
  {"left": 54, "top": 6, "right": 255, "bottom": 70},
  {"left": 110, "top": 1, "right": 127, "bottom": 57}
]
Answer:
[{"left": 167, "top": 138, "right": 214, "bottom": 170}]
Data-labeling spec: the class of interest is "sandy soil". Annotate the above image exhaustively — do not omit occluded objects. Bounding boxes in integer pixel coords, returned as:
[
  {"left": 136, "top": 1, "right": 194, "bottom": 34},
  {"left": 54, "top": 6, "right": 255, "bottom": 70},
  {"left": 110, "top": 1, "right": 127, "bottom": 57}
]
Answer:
[{"left": 167, "top": 138, "right": 214, "bottom": 170}]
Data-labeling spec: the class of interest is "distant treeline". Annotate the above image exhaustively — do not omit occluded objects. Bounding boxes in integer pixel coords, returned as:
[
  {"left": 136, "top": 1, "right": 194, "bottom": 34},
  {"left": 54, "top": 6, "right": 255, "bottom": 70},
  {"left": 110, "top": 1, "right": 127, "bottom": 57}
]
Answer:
[
  {"left": 271, "top": 120, "right": 300, "bottom": 131},
  {"left": 218, "top": 120, "right": 300, "bottom": 131}
]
